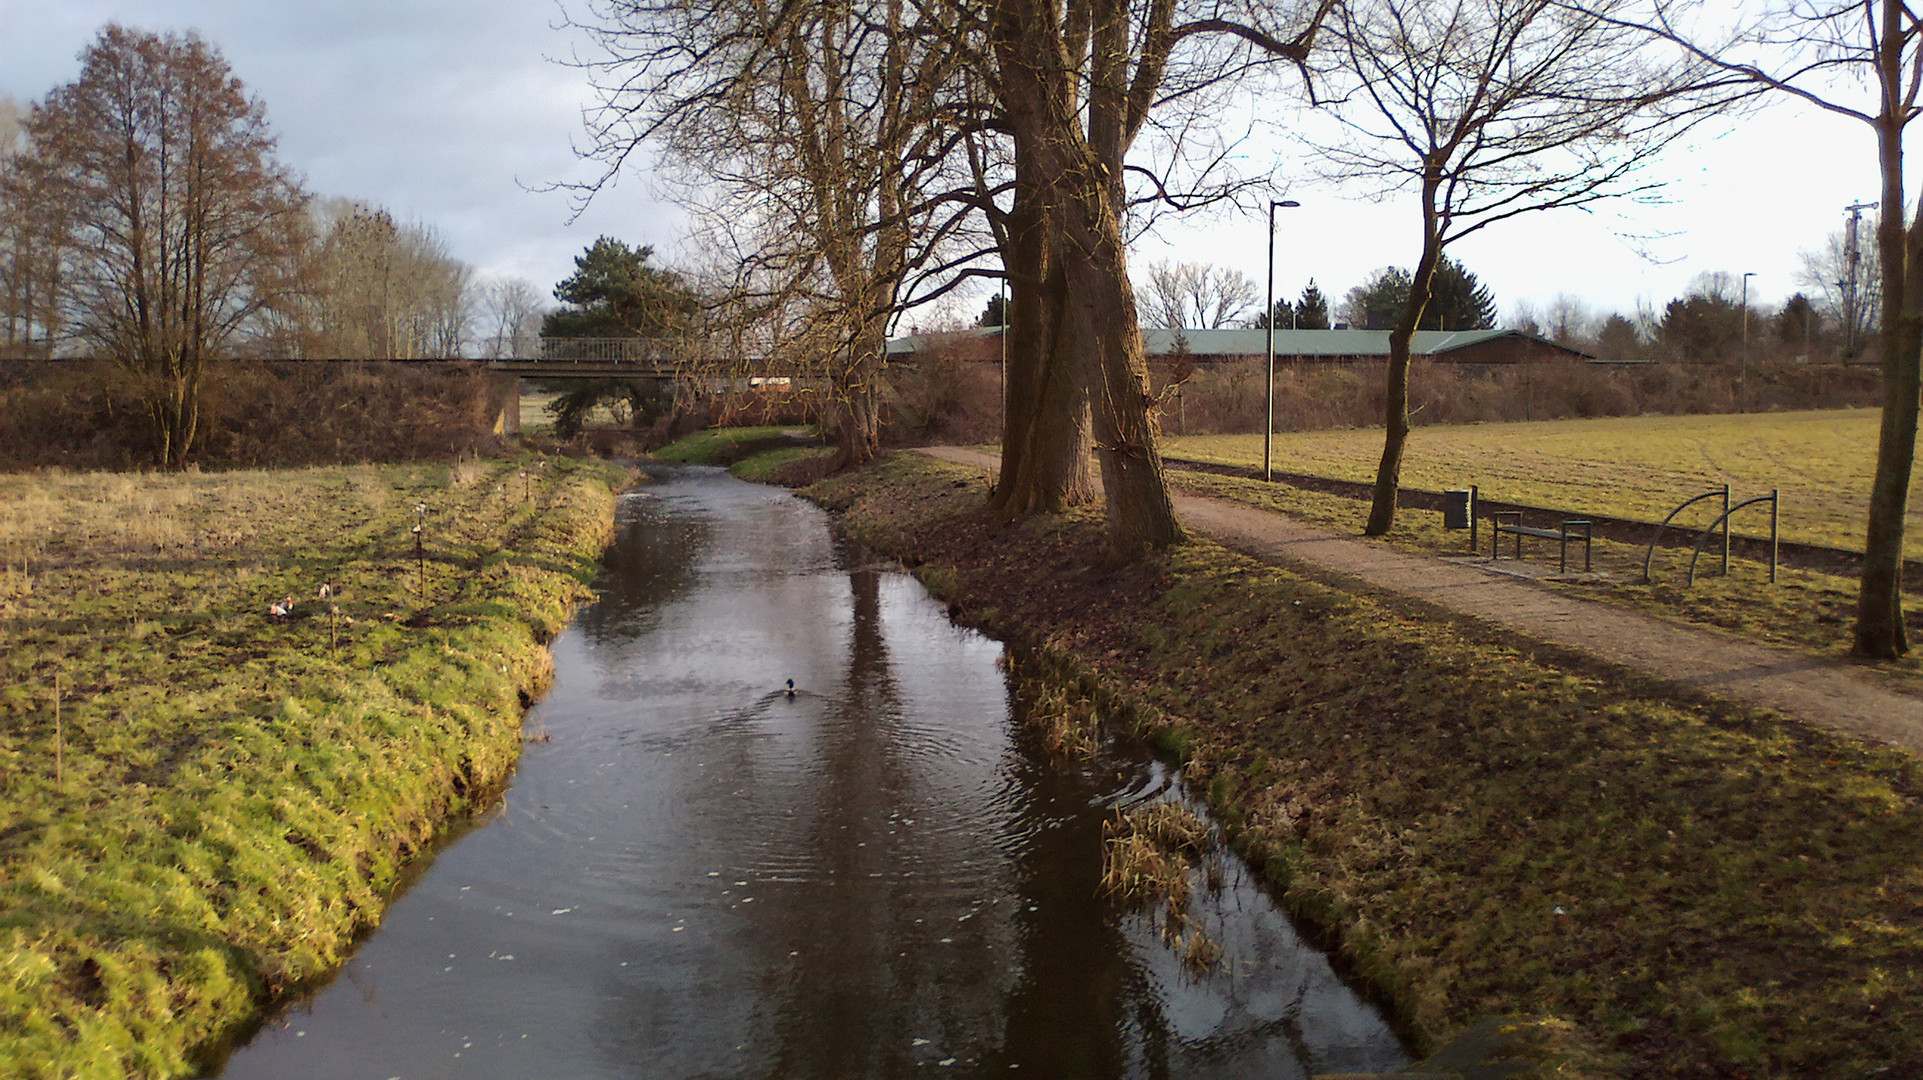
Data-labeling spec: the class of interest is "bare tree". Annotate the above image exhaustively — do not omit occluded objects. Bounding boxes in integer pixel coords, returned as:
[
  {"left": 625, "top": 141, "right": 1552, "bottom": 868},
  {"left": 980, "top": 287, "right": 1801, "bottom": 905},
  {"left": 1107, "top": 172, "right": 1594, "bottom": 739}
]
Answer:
[
  {"left": 1319, "top": 0, "right": 1728, "bottom": 535},
  {"left": 567, "top": 0, "right": 975, "bottom": 467},
  {"left": 982, "top": 0, "right": 1335, "bottom": 556},
  {"left": 299, "top": 200, "right": 472, "bottom": 359},
  {"left": 1797, "top": 222, "right": 1882, "bottom": 354},
  {"left": 29, "top": 25, "right": 307, "bottom": 466},
  {"left": 476, "top": 276, "right": 546, "bottom": 359},
  {"left": 0, "top": 95, "right": 66, "bottom": 357},
  {"left": 1544, "top": 293, "right": 1596, "bottom": 346},
  {"left": 1604, "top": 1, "right": 1921, "bottom": 656},
  {"left": 1135, "top": 260, "right": 1261, "bottom": 328}
]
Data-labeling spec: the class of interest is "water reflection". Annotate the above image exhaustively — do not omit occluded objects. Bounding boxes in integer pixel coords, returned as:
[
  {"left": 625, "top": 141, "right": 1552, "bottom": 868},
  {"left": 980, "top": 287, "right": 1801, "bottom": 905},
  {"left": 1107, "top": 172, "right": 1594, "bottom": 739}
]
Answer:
[{"left": 214, "top": 465, "right": 1405, "bottom": 1079}]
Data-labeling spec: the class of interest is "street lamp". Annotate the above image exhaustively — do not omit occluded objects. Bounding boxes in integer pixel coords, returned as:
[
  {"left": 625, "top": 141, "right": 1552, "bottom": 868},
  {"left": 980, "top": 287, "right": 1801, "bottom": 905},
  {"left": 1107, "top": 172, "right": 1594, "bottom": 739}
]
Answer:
[
  {"left": 1740, "top": 271, "right": 1756, "bottom": 411},
  {"left": 1265, "top": 199, "right": 1301, "bottom": 483}
]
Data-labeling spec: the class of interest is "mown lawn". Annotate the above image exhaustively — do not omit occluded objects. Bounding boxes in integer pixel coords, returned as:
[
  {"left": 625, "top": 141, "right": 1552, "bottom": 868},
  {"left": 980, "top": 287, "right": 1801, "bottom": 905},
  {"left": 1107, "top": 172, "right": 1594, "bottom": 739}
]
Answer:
[
  {"left": 1165, "top": 408, "right": 1918, "bottom": 557},
  {"left": 809, "top": 453, "right": 1923, "bottom": 1079},
  {"left": 0, "top": 455, "right": 622, "bottom": 1078}
]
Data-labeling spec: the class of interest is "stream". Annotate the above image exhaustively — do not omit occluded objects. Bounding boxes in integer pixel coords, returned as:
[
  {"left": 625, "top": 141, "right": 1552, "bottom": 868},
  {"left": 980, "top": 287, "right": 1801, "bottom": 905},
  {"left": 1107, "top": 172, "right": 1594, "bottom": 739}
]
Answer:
[{"left": 213, "top": 466, "right": 1407, "bottom": 1079}]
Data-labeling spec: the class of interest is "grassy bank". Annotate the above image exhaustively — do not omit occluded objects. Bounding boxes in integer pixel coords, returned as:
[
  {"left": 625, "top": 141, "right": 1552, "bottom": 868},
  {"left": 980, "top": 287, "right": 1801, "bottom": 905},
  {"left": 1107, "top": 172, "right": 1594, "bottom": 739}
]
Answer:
[
  {"left": 0, "top": 455, "right": 623, "bottom": 1077},
  {"left": 1165, "top": 469, "right": 1923, "bottom": 694},
  {"left": 807, "top": 453, "right": 1923, "bottom": 1079},
  {"left": 1167, "top": 409, "right": 1918, "bottom": 557},
  {"left": 650, "top": 424, "right": 817, "bottom": 465}
]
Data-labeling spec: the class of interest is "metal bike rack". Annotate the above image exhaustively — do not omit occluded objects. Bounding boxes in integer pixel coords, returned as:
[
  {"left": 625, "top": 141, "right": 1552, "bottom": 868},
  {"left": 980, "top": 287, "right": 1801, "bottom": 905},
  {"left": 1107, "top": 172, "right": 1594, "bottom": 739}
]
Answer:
[
  {"left": 1685, "top": 490, "right": 1780, "bottom": 585},
  {"left": 1643, "top": 486, "right": 1729, "bottom": 584}
]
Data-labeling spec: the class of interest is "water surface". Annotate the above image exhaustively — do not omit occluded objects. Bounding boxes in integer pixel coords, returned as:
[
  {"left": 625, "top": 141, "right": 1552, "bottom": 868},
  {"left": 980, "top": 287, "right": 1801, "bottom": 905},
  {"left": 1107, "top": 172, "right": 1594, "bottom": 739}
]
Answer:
[{"left": 216, "top": 466, "right": 1405, "bottom": 1078}]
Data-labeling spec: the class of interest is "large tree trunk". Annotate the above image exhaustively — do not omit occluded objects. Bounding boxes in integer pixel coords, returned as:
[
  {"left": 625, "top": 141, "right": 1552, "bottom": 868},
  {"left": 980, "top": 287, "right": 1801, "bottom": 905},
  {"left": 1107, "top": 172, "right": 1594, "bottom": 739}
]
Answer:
[
  {"left": 993, "top": 179, "right": 1095, "bottom": 515},
  {"left": 1365, "top": 192, "right": 1444, "bottom": 536},
  {"left": 990, "top": 45, "right": 1095, "bottom": 517},
  {"left": 1854, "top": 71, "right": 1918, "bottom": 659},
  {"left": 987, "top": 0, "right": 1180, "bottom": 555},
  {"left": 1059, "top": 191, "right": 1183, "bottom": 556}
]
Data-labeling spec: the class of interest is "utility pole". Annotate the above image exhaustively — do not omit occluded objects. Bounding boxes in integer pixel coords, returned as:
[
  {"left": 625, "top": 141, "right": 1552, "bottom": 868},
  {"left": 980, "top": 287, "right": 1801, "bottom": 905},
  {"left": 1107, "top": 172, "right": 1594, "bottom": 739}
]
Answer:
[{"left": 1843, "top": 200, "right": 1877, "bottom": 360}]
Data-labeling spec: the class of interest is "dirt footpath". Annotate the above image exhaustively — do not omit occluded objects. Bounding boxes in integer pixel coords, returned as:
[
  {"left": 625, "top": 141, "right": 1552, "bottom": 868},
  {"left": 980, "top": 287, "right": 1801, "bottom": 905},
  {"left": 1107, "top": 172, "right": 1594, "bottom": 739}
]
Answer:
[{"left": 917, "top": 446, "right": 1923, "bottom": 756}]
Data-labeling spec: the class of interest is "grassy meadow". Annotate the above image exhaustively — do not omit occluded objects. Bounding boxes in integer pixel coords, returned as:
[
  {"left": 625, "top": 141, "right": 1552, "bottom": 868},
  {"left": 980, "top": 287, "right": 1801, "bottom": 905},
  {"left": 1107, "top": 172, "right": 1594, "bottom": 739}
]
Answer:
[
  {"left": 0, "top": 455, "right": 622, "bottom": 1077},
  {"left": 1165, "top": 408, "right": 1917, "bottom": 557},
  {"left": 809, "top": 453, "right": 1923, "bottom": 1077}
]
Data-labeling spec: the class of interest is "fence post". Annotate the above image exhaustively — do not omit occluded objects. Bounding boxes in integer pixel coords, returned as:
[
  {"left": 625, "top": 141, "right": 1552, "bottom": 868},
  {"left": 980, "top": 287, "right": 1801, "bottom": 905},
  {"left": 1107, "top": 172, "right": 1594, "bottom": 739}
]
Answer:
[{"left": 1721, "top": 483, "right": 1730, "bottom": 577}]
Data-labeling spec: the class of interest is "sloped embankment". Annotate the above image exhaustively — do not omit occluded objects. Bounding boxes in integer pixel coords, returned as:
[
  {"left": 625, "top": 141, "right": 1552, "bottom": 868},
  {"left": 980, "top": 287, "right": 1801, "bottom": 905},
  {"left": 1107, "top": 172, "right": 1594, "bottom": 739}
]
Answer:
[
  {"left": 0, "top": 456, "right": 623, "bottom": 1078},
  {"left": 805, "top": 453, "right": 1923, "bottom": 1080}
]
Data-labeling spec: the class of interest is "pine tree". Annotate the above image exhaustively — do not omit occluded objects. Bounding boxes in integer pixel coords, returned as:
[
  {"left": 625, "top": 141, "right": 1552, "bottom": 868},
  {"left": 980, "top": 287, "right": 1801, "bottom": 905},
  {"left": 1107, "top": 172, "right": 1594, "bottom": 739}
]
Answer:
[
  {"left": 1423, "top": 257, "right": 1497, "bottom": 330},
  {"left": 1296, "top": 281, "right": 1330, "bottom": 329},
  {"left": 1249, "top": 298, "right": 1294, "bottom": 329}
]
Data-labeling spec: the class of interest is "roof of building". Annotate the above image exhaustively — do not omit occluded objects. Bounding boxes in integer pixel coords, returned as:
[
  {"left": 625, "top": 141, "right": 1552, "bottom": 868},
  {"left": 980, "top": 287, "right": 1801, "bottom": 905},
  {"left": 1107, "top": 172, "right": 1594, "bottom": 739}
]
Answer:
[
  {"left": 1139, "top": 327, "right": 1587, "bottom": 358},
  {"left": 886, "top": 327, "right": 1592, "bottom": 359}
]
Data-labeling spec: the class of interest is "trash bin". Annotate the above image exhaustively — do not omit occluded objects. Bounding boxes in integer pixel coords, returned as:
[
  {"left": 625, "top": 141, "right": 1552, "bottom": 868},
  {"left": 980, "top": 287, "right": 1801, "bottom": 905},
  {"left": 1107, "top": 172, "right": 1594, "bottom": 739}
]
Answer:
[{"left": 1443, "top": 488, "right": 1473, "bottom": 530}]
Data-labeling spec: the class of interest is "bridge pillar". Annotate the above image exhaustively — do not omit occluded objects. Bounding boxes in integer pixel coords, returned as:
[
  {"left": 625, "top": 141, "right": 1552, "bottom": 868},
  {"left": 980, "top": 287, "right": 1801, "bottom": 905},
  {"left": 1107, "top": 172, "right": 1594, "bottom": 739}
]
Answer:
[{"left": 493, "top": 374, "right": 522, "bottom": 437}]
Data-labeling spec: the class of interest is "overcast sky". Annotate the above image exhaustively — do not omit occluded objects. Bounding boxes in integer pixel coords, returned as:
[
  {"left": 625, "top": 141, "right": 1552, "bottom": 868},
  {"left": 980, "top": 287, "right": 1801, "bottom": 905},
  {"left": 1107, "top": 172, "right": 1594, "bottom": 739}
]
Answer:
[{"left": 0, "top": 1, "right": 1888, "bottom": 330}]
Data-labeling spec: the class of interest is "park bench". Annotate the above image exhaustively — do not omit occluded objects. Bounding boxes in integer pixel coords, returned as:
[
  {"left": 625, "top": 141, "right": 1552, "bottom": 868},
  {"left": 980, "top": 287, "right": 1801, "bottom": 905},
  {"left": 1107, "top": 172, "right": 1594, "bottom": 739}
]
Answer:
[{"left": 1490, "top": 511, "right": 1592, "bottom": 574}]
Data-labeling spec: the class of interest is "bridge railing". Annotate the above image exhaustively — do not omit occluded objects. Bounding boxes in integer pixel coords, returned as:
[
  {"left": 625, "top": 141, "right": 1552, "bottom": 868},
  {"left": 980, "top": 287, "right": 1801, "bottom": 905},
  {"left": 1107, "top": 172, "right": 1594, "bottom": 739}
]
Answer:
[{"left": 537, "top": 337, "right": 699, "bottom": 364}]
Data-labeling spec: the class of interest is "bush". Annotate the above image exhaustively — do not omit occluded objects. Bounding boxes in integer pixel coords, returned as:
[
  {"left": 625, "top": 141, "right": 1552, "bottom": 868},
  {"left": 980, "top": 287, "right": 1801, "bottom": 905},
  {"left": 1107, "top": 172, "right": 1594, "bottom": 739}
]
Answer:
[{"left": 0, "top": 361, "right": 509, "bottom": 470}]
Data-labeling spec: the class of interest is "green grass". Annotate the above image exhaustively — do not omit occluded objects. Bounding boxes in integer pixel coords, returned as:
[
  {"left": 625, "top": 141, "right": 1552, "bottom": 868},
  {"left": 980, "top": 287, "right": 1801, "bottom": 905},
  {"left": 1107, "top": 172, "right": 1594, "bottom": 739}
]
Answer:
[
  {"left": 652, "top": 425, "right": 816, "bottom": 465},
  {"left": 0, "top": 454, "right": 623, "bottom": 1078},
  {"left": 728, "top": 445, "right": 837, "bottom": 482},
  {"left": 1165, "top": 469, "right": 1923, "bottom": 694},
  {"left": 807, "top": 452, "right": 1923, "bottom": 1078},
  {"left": 1166, "top": 408, "right": 1919, "bottom": 557}
]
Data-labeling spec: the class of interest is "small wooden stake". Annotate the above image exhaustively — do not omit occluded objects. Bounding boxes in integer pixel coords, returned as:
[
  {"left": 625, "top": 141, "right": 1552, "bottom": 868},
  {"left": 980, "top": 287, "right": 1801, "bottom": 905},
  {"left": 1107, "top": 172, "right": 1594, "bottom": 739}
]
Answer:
[{"left": 53, "top": 675, "right": 62, "bottom": 791}]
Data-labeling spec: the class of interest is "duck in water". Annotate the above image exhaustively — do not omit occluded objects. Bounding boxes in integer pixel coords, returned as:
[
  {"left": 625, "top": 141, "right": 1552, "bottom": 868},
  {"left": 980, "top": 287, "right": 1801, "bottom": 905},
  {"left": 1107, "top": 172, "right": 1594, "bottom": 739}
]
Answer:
[{"left": 785, "top": 679, "right": 797, "bottom": 699}]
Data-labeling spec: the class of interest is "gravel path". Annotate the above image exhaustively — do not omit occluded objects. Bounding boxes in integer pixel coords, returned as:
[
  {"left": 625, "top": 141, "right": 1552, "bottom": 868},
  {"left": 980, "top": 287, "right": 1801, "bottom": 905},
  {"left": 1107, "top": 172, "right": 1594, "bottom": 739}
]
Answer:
[{"left": 917, "top": 446, "right": 1923, "bottom": 755}]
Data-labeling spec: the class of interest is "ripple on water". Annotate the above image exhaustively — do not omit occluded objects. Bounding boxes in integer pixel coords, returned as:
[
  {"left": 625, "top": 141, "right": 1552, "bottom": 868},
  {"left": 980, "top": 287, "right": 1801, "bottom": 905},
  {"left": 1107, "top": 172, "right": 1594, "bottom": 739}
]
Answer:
[{"left": 214, "top": 466, "right": 1407, "bottom": 1080}]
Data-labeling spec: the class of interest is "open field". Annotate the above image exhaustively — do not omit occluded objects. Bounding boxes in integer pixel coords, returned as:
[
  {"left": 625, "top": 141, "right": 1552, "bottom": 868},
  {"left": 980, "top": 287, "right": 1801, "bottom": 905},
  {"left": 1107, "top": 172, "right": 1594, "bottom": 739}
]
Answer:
[
  {"left": 808, "top": 453, "right": 1923, "bottom": 1077},
  {"left": 1164, "top": 468, "right": 1923, "bottom": 693},
  {"left": 1165, "top": 408, "right": 1919, "bottom": 557},
  {"left": 0, "top": 456, "right": 621, "bottom": 1077}
]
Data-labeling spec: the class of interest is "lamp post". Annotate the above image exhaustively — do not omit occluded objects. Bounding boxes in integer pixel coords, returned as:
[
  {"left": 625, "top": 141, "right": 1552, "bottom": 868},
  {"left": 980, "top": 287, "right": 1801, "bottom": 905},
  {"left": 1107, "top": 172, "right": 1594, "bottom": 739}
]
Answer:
[
  {"left": 1265, "top": 199, "right": 1301, "bottom": 482},
  {"left": 1740, "top": 271, "right": 1756, "bottom": 411}
]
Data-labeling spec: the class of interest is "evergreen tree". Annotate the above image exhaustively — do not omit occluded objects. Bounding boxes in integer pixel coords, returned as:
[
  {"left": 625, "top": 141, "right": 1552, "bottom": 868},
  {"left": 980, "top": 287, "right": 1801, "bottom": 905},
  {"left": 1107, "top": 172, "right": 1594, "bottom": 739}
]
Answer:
[
  {"left": 542, "top": 236, "right": 697, "bottom": 338},
  {"left": 1249, "top": 298, "right": 1294, "bottom": 329},
  {"left": 979, "top": 292, "right": 1008, "bottom": 327},
  {"left": 1296, "top": 281, "right": 1331, "bottom": 329},
  {"left": 1424, "top": 257, "right": 1497, "bottom": 330},
  {"left": 1343, "top": 267, "right": 1414, "bottom": 330},
  {"left": 1659, "top": 291, "right": 1744, "bottom": 361},
  {"left": 1775, "top": 293, "right": 1821, "bottom": 346},
  {"left": 1596, "top": 313, "right": 1642, "bottom": 362}
]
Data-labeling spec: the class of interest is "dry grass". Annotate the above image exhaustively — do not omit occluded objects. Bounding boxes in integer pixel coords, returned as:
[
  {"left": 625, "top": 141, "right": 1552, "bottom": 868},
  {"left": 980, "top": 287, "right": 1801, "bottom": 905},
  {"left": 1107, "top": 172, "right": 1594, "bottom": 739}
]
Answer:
[
  {"left": 1167, "top": 466, "right": 1923, "bottom": 695},
  {"left": 0, "top": 455, "right": 623, "bottom": 1078},
  {"left": 1167, "top": 408, "right": 1916, "bottom": 558},
  {"left": 808, "top": 452, "right": 1923, "bottom": 1077}
]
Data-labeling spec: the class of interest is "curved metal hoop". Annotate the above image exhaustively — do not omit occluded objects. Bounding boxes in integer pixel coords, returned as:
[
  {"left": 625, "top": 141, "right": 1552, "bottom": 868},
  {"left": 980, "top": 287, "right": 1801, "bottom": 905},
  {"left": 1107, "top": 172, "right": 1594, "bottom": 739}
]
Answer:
[
  {"left": 1686, "top": 492, "right": 1780, "bottom": 585},
  {"left": 1643, "top": 486, "right": 1729, "bottom": 584}
]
